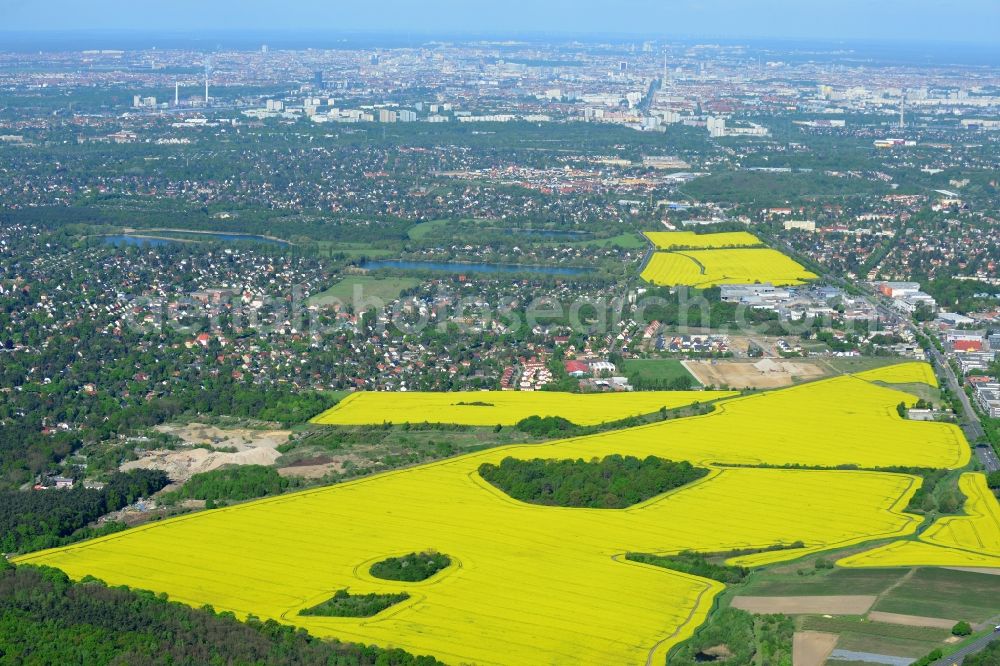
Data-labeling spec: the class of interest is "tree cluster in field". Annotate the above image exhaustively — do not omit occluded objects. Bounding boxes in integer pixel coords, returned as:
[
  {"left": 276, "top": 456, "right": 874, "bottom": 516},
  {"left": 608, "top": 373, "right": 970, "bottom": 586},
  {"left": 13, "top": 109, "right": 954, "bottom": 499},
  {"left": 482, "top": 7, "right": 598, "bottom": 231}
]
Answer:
[
  {"left": 0, "top": 469, "right": 169, "bottom": 554},
  {"left": 160, "top": 465, "right": 301, "bottom": 506},
  {"left": 478, "top": 455, "right": 708, "bottom": 509},
  {"left": 300, "top": 589, "right": 411, "bottom": 618},
  {"left": 0, "top": 563, "right": 440, "bottom": 665},
  {"left": 625, "top": 551, "right": 749, "bottom": 584},
  {"left": 669, "top": 607, "right": 793, "bottom": 666},
  {"left": 514, "top": 415, "right": 579, "bottom": 437},
  {"left": 370, "top": 552, "right": 452, "bottom": 582}
]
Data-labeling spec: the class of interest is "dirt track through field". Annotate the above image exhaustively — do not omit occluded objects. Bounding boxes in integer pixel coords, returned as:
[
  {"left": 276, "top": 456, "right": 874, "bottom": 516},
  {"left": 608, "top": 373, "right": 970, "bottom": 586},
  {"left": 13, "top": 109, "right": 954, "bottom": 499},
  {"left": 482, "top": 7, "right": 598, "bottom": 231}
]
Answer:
[
  {"left": 731, "top": 595, "right": 876, "bottom": 614},
  {"left": 792, "top": 630, "right": 838, "bottom": 666}
]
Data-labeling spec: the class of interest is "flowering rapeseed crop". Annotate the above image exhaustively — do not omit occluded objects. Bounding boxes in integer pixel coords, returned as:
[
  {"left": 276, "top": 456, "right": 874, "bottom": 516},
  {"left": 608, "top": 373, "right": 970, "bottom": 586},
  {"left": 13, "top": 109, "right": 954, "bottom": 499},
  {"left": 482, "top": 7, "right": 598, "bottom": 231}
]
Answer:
[
  {"left": 311, "top": 390, "right": 733, "bottom": 426},
  {"left": 643, "top": 231, "right": 763, "bottom": 250},
  {"left": 17, "top": 366, "right": 969, "bottom": 665},
  {"left": 837, "top": 473, "right": 1000, "bottom": 569},
  {"left": 852, "top": 361, "right": 939, "bottom": 387},
  {"left": 641, "top": 248, "right": 816, "bottom": 288}
]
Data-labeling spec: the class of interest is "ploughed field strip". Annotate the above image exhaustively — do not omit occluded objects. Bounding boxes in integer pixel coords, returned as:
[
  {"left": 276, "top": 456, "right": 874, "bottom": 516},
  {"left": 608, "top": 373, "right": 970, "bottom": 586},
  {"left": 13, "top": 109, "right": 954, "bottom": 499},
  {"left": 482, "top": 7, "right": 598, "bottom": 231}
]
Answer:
[
  {"left": 643, "top": 230, "right": 763, "bottom": 250},
  {"left": 311, "top": 390, "right": 735, "bottom": 426},
  {"left": 17, "top": 363, "right": 973, "bottom": 666},
  {"left": 640, "top": 247, "right": 817, "bottom": 288}
]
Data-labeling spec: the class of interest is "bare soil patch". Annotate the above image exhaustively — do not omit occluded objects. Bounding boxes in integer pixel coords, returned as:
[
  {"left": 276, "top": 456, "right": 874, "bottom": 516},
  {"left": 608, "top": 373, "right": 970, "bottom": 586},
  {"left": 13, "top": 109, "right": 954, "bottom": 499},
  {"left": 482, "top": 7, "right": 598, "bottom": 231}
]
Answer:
[
  {"left": 731, "top": 595, "right": 876, "bottom": 615},
  {"left": 866, "top": 611, "right": 956, "bottom": 629},
  {"left": 683, "top": 359, "right": 825, "bottom": 389},
  {"left": 792, "top": 630, "right": 838, "bottom": 666}
]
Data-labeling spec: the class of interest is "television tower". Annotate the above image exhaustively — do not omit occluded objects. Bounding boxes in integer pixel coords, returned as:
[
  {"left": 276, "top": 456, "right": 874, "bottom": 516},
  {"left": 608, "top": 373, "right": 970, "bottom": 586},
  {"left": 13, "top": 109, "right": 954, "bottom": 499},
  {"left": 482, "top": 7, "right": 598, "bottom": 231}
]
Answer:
[
  {"left": 174, "top": 81, "right": 180, "bottom": 106},
  {"left": 204, "top": 58, "right": 211, "bottom": 105},
  {"left": 899, "top": 91, "right": 905, "bottom": 129}
]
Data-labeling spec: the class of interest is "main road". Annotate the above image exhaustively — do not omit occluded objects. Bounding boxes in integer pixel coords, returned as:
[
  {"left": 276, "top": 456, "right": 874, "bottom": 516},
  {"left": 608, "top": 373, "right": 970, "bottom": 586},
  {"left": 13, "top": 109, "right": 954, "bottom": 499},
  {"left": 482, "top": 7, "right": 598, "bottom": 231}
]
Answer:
[
  {"left": 765, "top": 231, "right": 995, "bottom": 471},
  {"left": 926, "top": 344, "right": 997, "bottom": 471},
  {"left": 930, "top": 628, "right": 1000, "bottom": 665}
]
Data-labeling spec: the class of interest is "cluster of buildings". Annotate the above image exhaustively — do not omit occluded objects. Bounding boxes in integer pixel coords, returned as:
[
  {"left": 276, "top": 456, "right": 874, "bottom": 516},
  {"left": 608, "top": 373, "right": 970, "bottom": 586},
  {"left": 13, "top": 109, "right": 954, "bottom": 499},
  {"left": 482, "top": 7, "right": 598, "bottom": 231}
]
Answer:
[
  {"left": 719, "top": 283, "right": 878, "bottom": 322},
  {"left": 654, "top": 334, "right": 729, "bottom": 355},
  {"left": 499, "top": 358, "right": 553, "bottom": 391},
  {"left": 875, "top": 281, "right": 938, "bottom": 314}
]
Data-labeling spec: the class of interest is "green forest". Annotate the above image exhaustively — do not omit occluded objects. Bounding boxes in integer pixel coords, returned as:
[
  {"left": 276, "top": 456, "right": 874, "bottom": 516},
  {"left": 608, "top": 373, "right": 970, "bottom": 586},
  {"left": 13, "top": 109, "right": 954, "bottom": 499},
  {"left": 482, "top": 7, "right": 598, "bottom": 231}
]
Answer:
[
  {"left": 0, "top": 470, "right": 169, "bottom": 554},
  {"left": 0, "top": 563, "right": 440, "bottom": 665},
  {"left": 478, "top": 455, "right": 708, "bottom": 509}
]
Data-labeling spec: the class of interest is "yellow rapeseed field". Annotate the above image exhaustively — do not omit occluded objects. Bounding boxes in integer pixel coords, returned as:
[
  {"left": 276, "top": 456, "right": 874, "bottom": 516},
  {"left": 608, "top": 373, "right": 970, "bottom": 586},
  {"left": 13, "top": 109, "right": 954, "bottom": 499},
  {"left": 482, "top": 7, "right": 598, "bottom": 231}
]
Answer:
[
  {"left": 17, "top": 367, "right": 968, "bottom": 665},
  {"left": 311, "top": 390, "right": 733, "bottom": 426},
  {"left": 544, "top": 375, "right": 967, "bottom": 470},
  {"left": 643, "top": 231, "right": 762, "bottom": 250},
  {"left": 838, "top": 473, "right": 1000, "bottom": 569},
  {"left": 641, "top": 248, "right": 817, "bottom": 288},
  {"left": 852, "top": 361, "right": 939, "bottom": 388}
]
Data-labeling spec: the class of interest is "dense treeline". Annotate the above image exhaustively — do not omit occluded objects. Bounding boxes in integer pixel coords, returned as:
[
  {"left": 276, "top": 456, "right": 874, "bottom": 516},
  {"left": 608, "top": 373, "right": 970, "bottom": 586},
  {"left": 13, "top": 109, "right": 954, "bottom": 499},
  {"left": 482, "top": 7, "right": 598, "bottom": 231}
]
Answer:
[
  {"left": 370, "top": 552, "right": 451, "bottom": 582},
  {"left": 0, "top": 469, "right": 169, "bottom": 554},
  {"left": 626, "top": 551, "right": 749, "bottom": 584},
  {"left": 629, "top": 374, "right": 695, "bottom": 391},
  {"left": 0, "top": 564, "right": 440, "bottom": 665},
  {"left": 300, "top": 590, "right": 411, "bottom": 618},
  {"left": 921, "top": 276, "right": 1000, "bottom": 314},
  {"left": 682, "top": 170, "right": 889, "bottom": 206},
  {"left": 161, "top": 465, "right": 301, "bottom": 505},
  {"left": 478, "top": 455, "right": 708, "bottom": 509}
]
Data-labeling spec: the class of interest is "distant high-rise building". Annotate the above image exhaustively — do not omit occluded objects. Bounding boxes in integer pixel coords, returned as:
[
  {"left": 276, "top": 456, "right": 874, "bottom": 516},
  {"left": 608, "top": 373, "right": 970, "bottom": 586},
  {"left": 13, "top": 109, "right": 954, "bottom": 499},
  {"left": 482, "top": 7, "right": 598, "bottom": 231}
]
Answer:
[
  {"left": 370, "top": 53, "right": 380, "bottom": 66},
  {"left": 313, "top": 70, "right": 324, "bottom": 89},
  {"left": 619, "top": 61, "right": 628, "bottom": 73},
  {"left": 261, "top": 44, "right": 268, "bottom": 54},
  {"left": 398, "top": 109, "right": 417, "bottom": 122},
  {"left": 378, "top": 109, "right": 397, "bottom": 123},
  {"left": 707, "top": 116, "right": 726, "bottom": 138}
]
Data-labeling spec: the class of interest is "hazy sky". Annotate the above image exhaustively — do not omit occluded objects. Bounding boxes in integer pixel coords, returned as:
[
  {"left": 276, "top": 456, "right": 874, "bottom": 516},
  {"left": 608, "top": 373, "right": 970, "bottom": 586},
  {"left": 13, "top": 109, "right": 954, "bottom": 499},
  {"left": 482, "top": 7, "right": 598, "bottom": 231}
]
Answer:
[{"left": 2, "top": 0, "right": 998, "bottom": 44}]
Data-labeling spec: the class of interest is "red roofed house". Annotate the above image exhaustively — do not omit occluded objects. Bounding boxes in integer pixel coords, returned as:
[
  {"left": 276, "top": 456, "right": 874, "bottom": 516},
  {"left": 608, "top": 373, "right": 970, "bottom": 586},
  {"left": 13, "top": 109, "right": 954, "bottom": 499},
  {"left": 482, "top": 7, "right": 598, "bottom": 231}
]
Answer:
[
  {"left": 564, "top": 360, "right": 589, "bottom": 377},
  {"left": 953, "top": 339, "right": 983, "bottom": 353}
]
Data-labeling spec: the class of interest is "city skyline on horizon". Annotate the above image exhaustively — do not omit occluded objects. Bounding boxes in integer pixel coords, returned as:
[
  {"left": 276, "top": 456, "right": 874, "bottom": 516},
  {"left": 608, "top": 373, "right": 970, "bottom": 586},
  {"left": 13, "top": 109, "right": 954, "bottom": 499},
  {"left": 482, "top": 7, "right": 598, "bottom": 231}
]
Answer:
[{"left": 2, "top": 0, "right": 999, "bottom": 45}]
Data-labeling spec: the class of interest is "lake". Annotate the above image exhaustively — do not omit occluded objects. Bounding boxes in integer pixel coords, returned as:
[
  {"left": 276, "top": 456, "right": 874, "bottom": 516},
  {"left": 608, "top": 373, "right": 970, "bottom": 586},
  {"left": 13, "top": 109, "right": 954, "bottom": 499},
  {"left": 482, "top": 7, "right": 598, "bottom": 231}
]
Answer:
[{"left": 360, "top": 259, "right": 591, "bottom": 276}]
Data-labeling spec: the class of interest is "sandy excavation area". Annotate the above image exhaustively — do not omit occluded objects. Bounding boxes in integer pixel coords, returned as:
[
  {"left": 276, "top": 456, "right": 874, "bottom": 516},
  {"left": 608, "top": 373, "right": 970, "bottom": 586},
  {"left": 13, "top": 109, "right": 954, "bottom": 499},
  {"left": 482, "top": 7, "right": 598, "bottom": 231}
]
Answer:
[
  {"left": 683, "top": 358, "right": 826, "bottom": 389},
  {"left": 120, "top": 424, "right": 291, "bottom": 483}
]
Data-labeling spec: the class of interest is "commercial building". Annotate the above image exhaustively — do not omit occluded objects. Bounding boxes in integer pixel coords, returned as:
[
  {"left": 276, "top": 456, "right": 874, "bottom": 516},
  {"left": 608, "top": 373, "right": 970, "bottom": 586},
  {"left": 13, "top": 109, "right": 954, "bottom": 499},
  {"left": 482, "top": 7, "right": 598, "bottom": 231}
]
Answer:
[{"left": 973, "top": 382, "right": 1000, "bottom": 418}]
